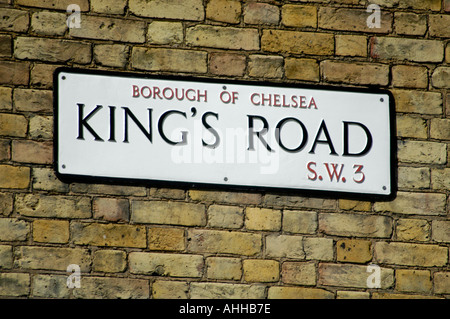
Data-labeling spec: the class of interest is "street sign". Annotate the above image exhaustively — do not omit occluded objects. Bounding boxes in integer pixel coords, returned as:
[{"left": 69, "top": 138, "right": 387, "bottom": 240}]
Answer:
[{"left": 54, "top": 68, "right": 396, "bottom": 199}]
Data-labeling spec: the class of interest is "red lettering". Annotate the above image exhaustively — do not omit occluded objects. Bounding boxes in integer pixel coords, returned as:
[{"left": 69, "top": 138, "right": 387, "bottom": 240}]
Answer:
[
  {"left": 273, "top": 94, "right": 281, "bottom": 107},
  {"left": 353, "top": 164, "right": 365, "bottom": 183},
  {"left": 132, "top": 85, "right": 140, "bottom": 97},
  {"left": 141, "top": 86, "right": 151, "bottom": 98},
  {"left": 307, "top": 161, "right": 317, "bottom": 181},
  {"left": 250, "top": 93, "right": 260, "bottom": 105},
  {"left": 282, "top": 95, "right": 290, "bottom": 107},
  {"left": 300, "top": 96, "right": 307, "bottom": 108},
  {"left": 324, "top": 163, "right": 344, "bottom": 182},
  {"left": 309, "top": 97, "right": 317, "bottom": 109},
  {"left": 291, "top": 96, "right": 298, "bottom": 108}
]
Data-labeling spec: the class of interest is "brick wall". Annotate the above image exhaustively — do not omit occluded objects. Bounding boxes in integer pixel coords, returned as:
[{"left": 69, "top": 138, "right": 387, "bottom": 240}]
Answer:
[{"left": 0, "top": 0, "right": 449, "bottom": 299}]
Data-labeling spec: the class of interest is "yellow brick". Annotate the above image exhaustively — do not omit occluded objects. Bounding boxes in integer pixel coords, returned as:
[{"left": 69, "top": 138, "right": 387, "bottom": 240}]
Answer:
[
  {"left": 282, "top": 4, "right": 316, "bottom": 28},
  {"left": 148, "top": 227, "right": 185, "bottom": 251},
  {"left": 335, "top": 35, "right": 367, "bottom": 57},
  {"left": 396, "top": 269, "right": 432, "bottom": 293},
  {"left": 0, "top": 165, "right": 30, "bottom": 189},
  {"left": 206, "top": 0, "right": 241, "bottom": 24},
  {"left": 0, "top": 113, "right": 27, "bottom": 137},
  {"left": 337, "top": 239, "right": 372, "bottom": 263},
  {"left": 262, "top": 30, "right": 333, "bottom": 55},
  {"left": 245, "top": 207, "right": 281, "bottom": 231},
  {"left": 285, "top": 58, "right": 319, "bottom": 82},
  {"left": 243, "top": 259, "right": 279, "bottom": 282},
  {"left": 33, "top": 220, "right": 69, "bottom": 243}
]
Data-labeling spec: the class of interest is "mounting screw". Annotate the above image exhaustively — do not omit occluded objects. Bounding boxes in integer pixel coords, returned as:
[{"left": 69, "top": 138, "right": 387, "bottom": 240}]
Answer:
[
  {"left": 62, "top": 76, "right": 66, "bottom": 80},
  {"left": 380, "top": 98, "right": 384, "bottom": 102},
  {"left": 224, "top": 177, "right": 228, "bottom": 182}
]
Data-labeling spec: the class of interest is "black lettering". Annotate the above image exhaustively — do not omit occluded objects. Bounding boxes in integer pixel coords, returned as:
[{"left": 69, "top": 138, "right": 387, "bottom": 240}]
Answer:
[
  {"left": 122, "top": 107, "right": 153, "bottom": 143},
  {"left": 77, "top": 103, "right": 104, "bottom": 141},
  {"left": 247, "top": 115, "right": 273, "bottom": 152},
  {"left": 275, "top": 117, "right": 308, "bottom": 153},
  {"left": 202, "top": 111, "right": 220, "bottom": 149},
  {"left": 309, "top": 119, "right": 337, "bottom": 155},
  {"left": 342, "top": 121, "right": 373, "bottom": 157},
  {"left": 158, "top": 110, "right": 188, "bottom": 145}
]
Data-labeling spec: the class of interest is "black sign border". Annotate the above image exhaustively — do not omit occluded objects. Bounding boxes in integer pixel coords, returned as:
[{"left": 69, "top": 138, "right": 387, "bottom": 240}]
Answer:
[{"left": 53, "top": 67, "right": 397, "bottom": 201}]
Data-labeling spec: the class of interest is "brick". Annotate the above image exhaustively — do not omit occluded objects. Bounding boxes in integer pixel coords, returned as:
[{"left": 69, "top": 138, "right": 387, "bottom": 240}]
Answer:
[
  {"left": 187, "top": 229, "right": 261, "bottom": 256},
  {"left": 262, "top": 30, "right": 334, "bottom": 55},
  {"left": 14, "top": 89, "right": 53, "bottom": 112},
  {"left": 0, "top": 273, "right": 30, "bottom": 297},
  {"left": 91, "top": 0, "right": 127, "bottom": 14},
  {"left": 285, "top": 58, "right": 319, "bottom": 82},
  {"left": 190, "top": 190, "right": 261, "bottom": 205},
  {"left": 245, "top": 207, "right": 281, "bottom": 231},
  {"left": 244, "top": 2, "right": 280, "bottom": 25},
  {"left": 209, "top": 53, "right": 246, "bottom": 77},
  {"left": 93, "top": 197, "right": 129, "bottom": 222},
  {"left": 374, "top": 242, "right": 448, "bottom": 267},
  {"left": 282, "top": 261, "right": 316, "bottom": 286},
  {"left": 372, "top": 292, "right": 440, "bottom": 299},
  {"left": 186, "top": 25, "right": 259, "bottom": 50},
  {"left": 304, "top": 237, "right": 333, "bottom": 261},
  {"left": 0, "top": 61, "right": 29, "bottom": 85},
  {"left": 319, "top": 263, "right": 394, "bottom": 289},
  {"left": 0, "top": 165, "right": 30, "bottom": 189},
  {"left": 12, "top": 140, "right": 52, "bottom": 164},
  {"left": 149, "top": 188, "right": 186, "bottom": 200},
  {"left": 243, "top": 259, "right": 279, "bottom": 283},
  {"left": 392, "top": 65, "right": 428, "bottom": 89},
  {"left": 33, "top": 219, "right": 69, "bottom": 243},
  {"left": 397, "top": 140, "right": 446, "bottom": 164},
  {"left": 268, "top": 286, "right": 333, "bottom": 299},
  {"left": 14, "top": 246, "right": 90, "bottom": 271},
  {"left": 129, "top": 252, "right": 203, "bottom": 278},
  {"left": 0, "top": 193, "right": 13, "bottom": 216},
  {"left": 397, "top": 166, "right": 430, "bottom": 189},
  {"left": 15, "top": 194, "right": 91, "bottom": 218},
  {"left": 152, "top": 280, "right": 189, "bottom": 299},
  {"left": 0, "top": 87, "right": 12, "bottom": 110},
  {"left": 431, "top": 67, "right": 450, "bottom": 89},
  {"left": 282, "top": 5, "right": 317, "bottom": 28},
  {"left": 369, "top": 0, "right": 441, "bottom": 11},
  {"left": 446, "top": 0, "right": 450, "bottom": 11},
  {"left": 73, "top": 277, "right": 149, "bottom": 299},
  {"left": 396, "top": 218, "right": 430, "bottom": 242},
  {"left": 131, "top": 200, "right": 206, "bottom": 226},
  {"left": 148, "top": 227, "right": 185, "bottom": 251},
  {"left": 429, "top": 15, "right": 450, "bottom": 38},
  {"left": 32, "top": 167, "right": 69, "bottom": 193},
  {"left": 71, "top": 183, "right": 146, "bottom": 196},
  {"left": 375, "top": 192, "right": 446, "bottom": 216},
  {"left": 30, "top": 64, "right": 60, "bottom": 89},
  {"left": 206, "top": 257, "right": 242, "bottom": 280},
  {"left": 93, "top": 250, "right": 126, "bottom": 273},
  {"left": 0, "top": 139, "right": 10, "bottom": 161},
  {"left": 0, "top": 113, "right": 27, "bottom": 137},
  {"left": 430, "top": 119, "right": 450, "bottom": 140},
  {"left": 207, "top": 204, "right": 243, "bottom": 229},
  {"left": 14, "top": 37, "right": 91, "bottom": 64},
  {"left": 321, "top": 61, "right": 389, "bottom": 86},
  {"left": 396, "top": 115, "right": 428, "bottom": 139},
  {"left": 394, "top": 12, "right": 426, "bottom": 36},
  {"left": 94, "top": 44, "right": 129, "bottom": 68},
  {"left": 0, "top": 218, "right": 29, "bottom": 241},
  {"left": 396, "top": 269, "right": 432, "bottom": 293},
  {"left": 16, "top": 0, "right": 89, "bottom": 11},
  {"left": 266, "top": 234, "right": 304, "bottom": 259},
  {"left": 434, "top": 272, "right": 450, "bottom": 294},
  {"left": 147, "top": 21, "right": 183, "bottom": 45},
  {"left": 264, "top": 194, "right": 336, "bottom": 210},
  {"left": 190, "top": 282, "right": 265, "bottom": 299},
  {"left": 337, "top": 239, "right": 372, "bottom": 263},
  {"left": 282, "top": 210, "right": 317, "bottom": 234},
  {"left": 70, "top": 16, "right": 146, "bottom": 43},
  {"left": 432, "top": 220, "right": 450, "bottom": 243},
  {"left": 0, "top": 9, "right": 29, "bottom": 32},
  {"left": 248, "top": 55, "right": 283, "bottom": 79},
  {"left": 319, "top": 7, "right": 392, "bottom": 33},
  {"left": 335, "top": 35, "right": 367, "bottom": 57},
  {"left": 206, "top": 0, "right": 241, "bottom": 24},
  {"left": 29, "top": 115, "right": 52, "bottom": 139},
  {"left": 129, "top": 0, "right": 204, "bottom": 20},
  {"left": 431, "top": 168, "right": 450, "bottom": 190},
  {"left": 32, "top": 275, "right": 69, "bottom": 298},
  {"left": 319, "top": 213, "right": 393, "bottom": 238},
  {"left": 337, "top": 291, "right": 370, "bottom": 299},
  {"left": 0, "top": 245, "right": 12, "bottom": 268},
  {"left": 131, "top": 47, "right": 207, "bottom": 74},
  {"left": 0, "top": 35, "right": 11, "bottom": 57},
  {"left": 393, "top": 90, "right": 442, "bottom": 115},
  {"left": 31, "top": 11, "right": 67, "bottom": 35},
  {"left": 370, "top": 37, "right": 444, "bottom": 63},
  {"left": 71, "top": 222, "right": 147, "bottom": 248},
  {"left": 339, "top": 199, "right": 371, "bottom": 211}
]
